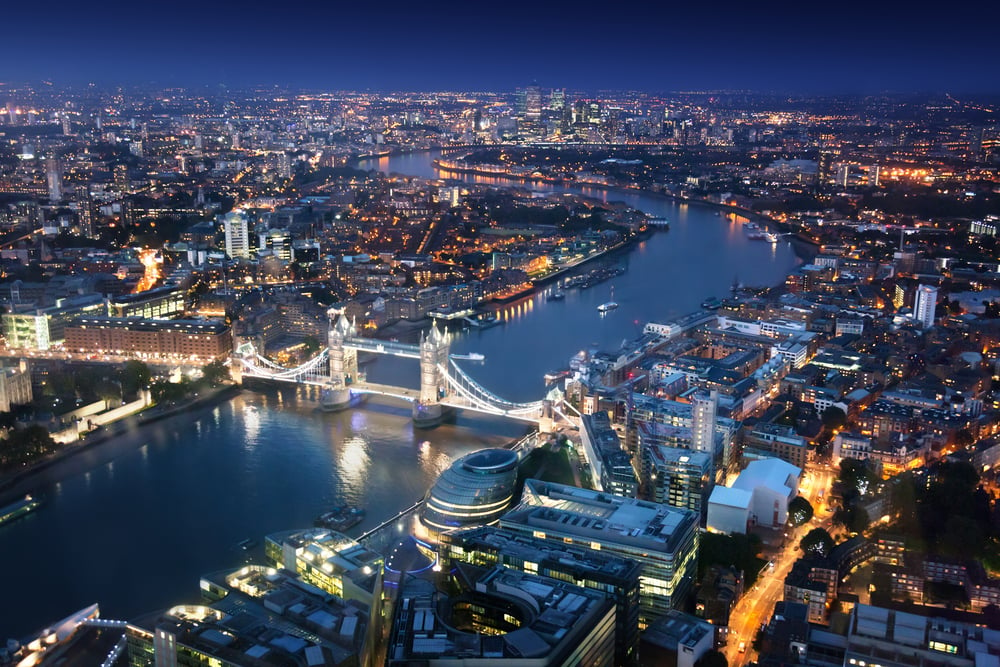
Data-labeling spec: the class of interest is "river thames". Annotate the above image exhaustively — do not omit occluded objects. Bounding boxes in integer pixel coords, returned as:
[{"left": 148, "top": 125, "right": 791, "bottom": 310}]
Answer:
[{"left": 0, "top": 150, "right": 800, "bottom": 638}]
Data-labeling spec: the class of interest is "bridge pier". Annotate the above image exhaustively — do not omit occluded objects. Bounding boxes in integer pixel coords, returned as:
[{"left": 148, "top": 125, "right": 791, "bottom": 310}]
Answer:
[
  {"left": 412, "top": 402, "right": 448, "bottom": 429},
  {"left": 413, "top": 322, "right": 452, "bottom": 428},
  {"left": 538, "top": 399, "right": 555, "bottom": 434},
  {"left": 320, "top": 386, "right": 352, "bottom": 412}
]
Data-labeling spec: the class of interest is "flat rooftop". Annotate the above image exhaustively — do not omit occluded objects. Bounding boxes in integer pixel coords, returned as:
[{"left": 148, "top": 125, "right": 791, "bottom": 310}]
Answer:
[
  {"left": 504, "top": 479, "right": 697, "bottom": 554},
  {"left": 442, "top": 525, "right": 642, "bottom": 583}
]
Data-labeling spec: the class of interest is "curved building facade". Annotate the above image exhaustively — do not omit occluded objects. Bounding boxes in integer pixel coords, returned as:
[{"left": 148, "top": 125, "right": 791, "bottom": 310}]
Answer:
[{"left": 421, "top": 448, "right": 519, "bottom": 533}]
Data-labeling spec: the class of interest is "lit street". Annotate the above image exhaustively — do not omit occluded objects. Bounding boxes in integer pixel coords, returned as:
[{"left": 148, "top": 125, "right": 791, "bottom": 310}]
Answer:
[{"left": 724, "top": 465, "right": 838, "bottom": 665}]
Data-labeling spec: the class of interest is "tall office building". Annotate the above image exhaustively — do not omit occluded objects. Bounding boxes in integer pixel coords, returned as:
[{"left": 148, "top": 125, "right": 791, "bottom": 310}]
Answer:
[
  {"left": 113, "top": 164, "right": 130, "bottom": 194},
  {"left": 627, "top": 392, "right": 737, "bottom": 479},
  {"left": 223, "top": 210, "right": 251, "bottom": 259},
  {"left": 75, "top": 185, "right": 94, "bottom": 238},
  {"left": 836, "top": 163, "right": 850, "bottom": 188},
  {"left": 641, "top": 444, "right": 713, "bottom": 517},
  {"left": 516, "top": 83, "right": 542, "bottom": 118},
  {"left": 549, "top": 88, "right": 566, "bottom": 110},
  {"left": 259, "top": 228, "right": 293, "bottom": 260},
  {"left": 690, "top": 391, "right": 718, "bottom": 459},
  {"left": 913, "top": 284, "right": 938, "bottom": 328},
  {"left": 868, "top": 164, "right": 880, "bottom": 186},
  {"left": 501, "top": 479, "right": 699, "bottom": 626},
  {"left": 816, "top": 150, "right": 835, "bottom": 187},
  {"left": 46, "top": 158, "right": 62, "bottom": 203}
]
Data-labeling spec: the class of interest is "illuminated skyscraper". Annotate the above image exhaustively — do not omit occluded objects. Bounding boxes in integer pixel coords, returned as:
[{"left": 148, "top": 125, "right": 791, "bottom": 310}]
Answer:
[
  {"left": 223, "top": 211, "right": 251, "bottom": 259},
  {"left": 525, "top": 84, "right": 542, "bottom": 117},
  {"left": 913, "top": 284, "right": 938, "bottom": 328},
  {"left": 75, "top": 186, "right": 93, "bottom": 238},
  {"left": 817, "top": 150, "right": 835, "bottom": 187},
  {"left": 836, "top": 163, "right": 850, "bottom": 188},
  {"left": 114, "top": 164, "right": 129, "bottom": 194},
  {"left": 46, "top": 158, "right": 62, "bottom": 203},
  {"left": 516, "top": 83, "right": 542, "bottom": 118},
  {"left": 691, "top": 390, "right": 718, "bottom": 458},
  {"left": 868, "top": 165, "right": 880, "bottom": 186},
  {"left": 549, "top": 88, "right": 566, "bottom": 110}
]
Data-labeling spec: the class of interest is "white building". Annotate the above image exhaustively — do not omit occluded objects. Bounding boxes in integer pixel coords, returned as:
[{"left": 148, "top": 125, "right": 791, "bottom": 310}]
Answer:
[
  {"left": 707, "top": 458, "right": 800, "bottom": 533},
  {"left": 913, "top": 284, "right": 938, "bottom": 329},
  {"left": 223, "top": 210, "right": 251, "bottom": 259},
  {"left": 706, "top": 486, "right": 752, "bottom": 534}
]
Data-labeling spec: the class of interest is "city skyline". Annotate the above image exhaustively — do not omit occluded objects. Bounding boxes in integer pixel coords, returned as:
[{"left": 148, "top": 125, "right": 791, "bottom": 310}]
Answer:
[{"left": 3, "top": 0, "right": 999, "bottom": 93}]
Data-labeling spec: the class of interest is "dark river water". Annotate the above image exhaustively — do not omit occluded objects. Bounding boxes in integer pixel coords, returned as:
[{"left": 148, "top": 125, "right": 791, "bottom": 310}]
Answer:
[{"left": 0, "top": 150, "right": 800, "bottom": 638}]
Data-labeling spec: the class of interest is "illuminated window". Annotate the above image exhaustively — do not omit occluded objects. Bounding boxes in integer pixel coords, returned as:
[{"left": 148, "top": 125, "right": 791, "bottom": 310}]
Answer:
[{"left": 928, "top": 641, "right": 958, "bottom": 655}]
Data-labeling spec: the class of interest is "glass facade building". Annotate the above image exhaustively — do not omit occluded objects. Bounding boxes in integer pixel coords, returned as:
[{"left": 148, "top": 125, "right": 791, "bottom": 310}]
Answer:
[{"left": 420, "top": 448, "right": 519, "bottom": 533}]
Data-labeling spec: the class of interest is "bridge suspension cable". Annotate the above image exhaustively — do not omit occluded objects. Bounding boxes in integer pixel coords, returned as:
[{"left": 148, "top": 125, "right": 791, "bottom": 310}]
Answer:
[
  {"left": 235, "top": 348, "right": 330, "bottom": 383},
  {"left": 440, "top": 360, "right": 543, "bottom": 415}
]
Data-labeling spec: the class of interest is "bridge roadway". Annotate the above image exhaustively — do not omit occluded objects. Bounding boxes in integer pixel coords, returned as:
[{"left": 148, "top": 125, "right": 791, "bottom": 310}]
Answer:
[
  {"left": 344, "top": 337, "right": 420, "bottom": 359},
  {"left": 351, "top": 381, "right": 420, "bottom": 402},
  {"left": 352, "top": 380, "right": 545, "bottom": 423}
]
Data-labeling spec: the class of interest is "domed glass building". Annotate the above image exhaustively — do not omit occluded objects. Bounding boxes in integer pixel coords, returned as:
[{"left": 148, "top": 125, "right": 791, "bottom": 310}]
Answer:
[{"left": 421, "top": 448, "right": 520, "bottom": 534}]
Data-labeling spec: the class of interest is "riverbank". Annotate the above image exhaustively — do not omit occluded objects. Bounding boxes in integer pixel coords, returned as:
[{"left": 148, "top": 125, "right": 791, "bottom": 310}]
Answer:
[
  {"left": 426, "top": 150, "right": 817, "bottom": 263},
  {"left": 0, "top": 384, "right": 241, "bottom": 504},
  {"left": 370, "top": 232, "right": 643, "bottom": 342}
]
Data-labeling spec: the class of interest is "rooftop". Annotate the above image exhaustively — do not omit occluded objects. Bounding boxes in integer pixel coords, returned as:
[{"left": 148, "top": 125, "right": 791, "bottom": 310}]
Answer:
[
  {"left": 732, "top": 458, "right": 801, "bottom": 496},
  {"left": 641, "top": 609, "right": 713, "bottom": 650},
  {"left": 503, "top": 479, "right": 697, "bottom": 554},
  {"left": 441, "top": 525, "right": 643, "bottom": 583}
]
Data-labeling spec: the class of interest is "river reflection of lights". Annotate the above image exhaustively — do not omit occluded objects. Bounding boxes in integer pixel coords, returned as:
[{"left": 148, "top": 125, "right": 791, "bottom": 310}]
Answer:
[
  {"left": 243, "top": 405, "right": 260, "bottom": 450},
  {"left": 417, "top": 440, "right": 453, "bottom": 477},
  {"left": 350, "top": 410, "right": 368, "bottom": 431},
  {"left": 339, "top": 436, "right": 370, "bottom": 486}
]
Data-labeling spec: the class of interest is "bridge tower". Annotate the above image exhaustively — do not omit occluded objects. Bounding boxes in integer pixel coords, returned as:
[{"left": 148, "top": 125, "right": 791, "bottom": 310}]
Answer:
[
  {"left": 413, "top": 321, "right": 451, "bottom": 427},
  {"left": 321, "top": 313, "right": 359, "bottom": 411}
]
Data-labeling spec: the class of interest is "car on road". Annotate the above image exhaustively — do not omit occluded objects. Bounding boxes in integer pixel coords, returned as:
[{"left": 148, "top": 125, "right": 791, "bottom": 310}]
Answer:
[{"left": 739, "top": 641, "right": 747, "bottom": 653}]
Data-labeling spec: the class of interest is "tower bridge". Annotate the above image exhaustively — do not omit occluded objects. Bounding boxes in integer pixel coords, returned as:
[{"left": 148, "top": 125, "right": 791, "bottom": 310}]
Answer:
[{"left": 231, "top": 314, "right": 572, "bottom": 431}]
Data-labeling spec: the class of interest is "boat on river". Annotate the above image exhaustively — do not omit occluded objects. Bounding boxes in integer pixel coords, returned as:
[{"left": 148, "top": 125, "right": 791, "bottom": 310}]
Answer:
[
  {"left": 315, "top": 506, "right": 365, "bottom": 532},
  {"left": 236, "top": 538, "right": 257, "bottom": 551},
  {"left": 0, "top": 494, "right": 42, "bottom": 527},
  {"left": 597, "top": 286, "right": 619, "bottom": 313},
  {"left": 451, "top": 352, "right": 485, "bottom": 361}
]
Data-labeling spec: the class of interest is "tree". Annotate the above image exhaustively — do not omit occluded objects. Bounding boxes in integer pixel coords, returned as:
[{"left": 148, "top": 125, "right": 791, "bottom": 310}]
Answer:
[
  {"left": 302, "top": 335, "right": 322, "bottom": 355},
  {"left": 201, "top": 360, "right": 230, "bottom": 387},
  {"left": 789, "top": 496, "right": 814, "bottom": 526},
  {"left": 821, "top": 406, "right": 847, "bottom": 430},
  {"left": 121, "top": 360, "right": 152, "bottom": 397},
  {"left": 836, "top": 458, "right": 876, "bottom": 504},
  {"left": 800, "top": 527, "right": 835, "bottom": 558},
  {"left": 0, "top": 425, "right": 58, "bottom": 467},
  {"left": 833, "top": 504, "right": 869, "bottom": 534},
  {"left": 698, "top": 532, "right": 767, "bottom": 587},
  {"left": 695, "top": 650, "right": 728, "bottom": 667}
]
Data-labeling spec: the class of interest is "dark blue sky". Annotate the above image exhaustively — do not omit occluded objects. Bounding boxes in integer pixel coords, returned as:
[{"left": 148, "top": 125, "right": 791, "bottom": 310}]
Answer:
[{"left": 3, "top": 0, "right": 998, "bottom": 93}]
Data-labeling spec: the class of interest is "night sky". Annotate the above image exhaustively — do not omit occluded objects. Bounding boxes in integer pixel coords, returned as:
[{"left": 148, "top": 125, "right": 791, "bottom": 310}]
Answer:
[{"left": 2, "top": 0, "right": 998, "bottom": 92}]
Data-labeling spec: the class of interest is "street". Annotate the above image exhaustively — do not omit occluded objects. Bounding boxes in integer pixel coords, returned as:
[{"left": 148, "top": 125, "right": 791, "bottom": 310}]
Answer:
[{"left": 723, "top": 463, "right": 837, "bottom": 665}]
